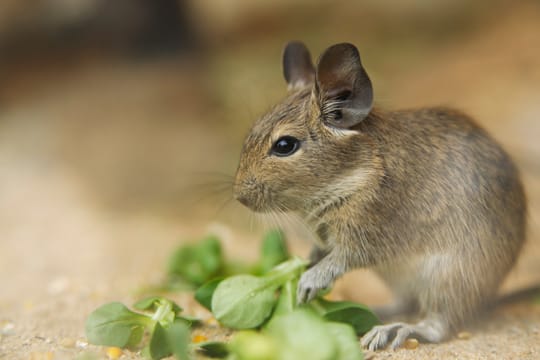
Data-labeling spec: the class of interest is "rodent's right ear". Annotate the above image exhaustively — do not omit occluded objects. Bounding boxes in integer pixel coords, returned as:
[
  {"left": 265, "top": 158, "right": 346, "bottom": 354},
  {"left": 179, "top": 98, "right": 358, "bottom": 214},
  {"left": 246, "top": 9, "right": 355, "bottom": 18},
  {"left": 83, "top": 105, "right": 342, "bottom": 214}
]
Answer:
[
  {"left": 315, "top": 43, "right": 373, "bottom": 129},
  {"left": 282, "top": 41, "right": 315, "bottom": 91}
]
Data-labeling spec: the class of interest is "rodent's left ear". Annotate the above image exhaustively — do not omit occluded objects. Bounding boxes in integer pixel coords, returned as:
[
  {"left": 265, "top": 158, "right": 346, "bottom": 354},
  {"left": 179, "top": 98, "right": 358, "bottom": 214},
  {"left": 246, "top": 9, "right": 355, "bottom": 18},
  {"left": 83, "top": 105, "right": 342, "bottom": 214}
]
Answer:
[
  {"left": 316, "top": 43, "right": 373, "bottom": 129},
  {"left": 283, "top": 41, "right": 315, "bottom": 90}
]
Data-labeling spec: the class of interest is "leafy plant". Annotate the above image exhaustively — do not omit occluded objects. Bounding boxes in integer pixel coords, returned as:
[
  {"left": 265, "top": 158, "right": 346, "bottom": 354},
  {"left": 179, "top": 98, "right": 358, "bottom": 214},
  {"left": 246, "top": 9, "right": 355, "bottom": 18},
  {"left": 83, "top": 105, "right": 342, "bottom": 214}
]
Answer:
[
  {"left": 165, "top": 230, "right": 289, "bottom": 292},
  {"left": 149, "top": 321, "right": 190, "bottom": 360},
  {"left": 167, "top": 235, "right": 223, "bottom": 288},
  {"left": 252, "top": 230, "right": 290, "bottom": 275},
  {"left": 85, "top": 302, "right": 150, "bottom": 348},
  {"left": 226, "top": 309, "right": 364, "bottom": 360},
  {"left": 194, "top": 277, "right": 224, "bottom": 311},
  {"left": 205, "top": 256, "right": 379, "bottom": 334},
  {"left": 85, "top": 297, "right": 193, "bottom": 359},
  {"left": 312, "top": 298, "right": 380, "bottom": 335},
  {"left": 211, "top": 257, "right": 307, "bottom": 329},
  {"left": 265, "top": 309, "right": 338, "bottom": 360},
  {"left": 272, "top": 278, "right": 298, "bottom": 317},
  {"left": 193, "top": 249, "right": 378, "bottom": 359},
  {"left": 227, "top": 331, "right": 278, "bottom": 360},
  {"left": 86, "top": 231, "right": 380, "bottom": 360},
  {"left": 326, "top": 322, "right": 365, "bottom": 360},
  {"left": 196, "top": 341, "right": 230, "bottom": 358}
]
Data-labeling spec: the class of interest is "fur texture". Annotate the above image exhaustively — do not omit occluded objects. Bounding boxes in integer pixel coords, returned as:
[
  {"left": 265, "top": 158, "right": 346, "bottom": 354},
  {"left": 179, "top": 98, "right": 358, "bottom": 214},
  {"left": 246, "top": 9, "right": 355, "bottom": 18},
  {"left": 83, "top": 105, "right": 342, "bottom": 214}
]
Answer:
[{"left": 233, "top": 42, "right": 526, "bottom": 349}]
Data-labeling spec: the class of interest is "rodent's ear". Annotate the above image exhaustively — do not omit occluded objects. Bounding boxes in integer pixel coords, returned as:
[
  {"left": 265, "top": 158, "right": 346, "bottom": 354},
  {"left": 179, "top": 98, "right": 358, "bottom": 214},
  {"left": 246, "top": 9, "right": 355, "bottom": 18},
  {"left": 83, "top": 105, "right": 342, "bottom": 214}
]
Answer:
[
  {"left": 283, "top": 41, "right": 315, "bottom": 90},
  {"left": 316, "top": 43, "right": 373, "bottom": 128}
]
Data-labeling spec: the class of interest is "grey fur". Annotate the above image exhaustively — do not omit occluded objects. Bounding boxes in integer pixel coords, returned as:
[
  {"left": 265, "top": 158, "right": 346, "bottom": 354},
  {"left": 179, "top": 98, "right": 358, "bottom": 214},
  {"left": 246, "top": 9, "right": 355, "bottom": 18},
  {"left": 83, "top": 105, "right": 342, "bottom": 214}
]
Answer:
[{"left": 233, "top": 42, "right": 526, "bottom": 350}]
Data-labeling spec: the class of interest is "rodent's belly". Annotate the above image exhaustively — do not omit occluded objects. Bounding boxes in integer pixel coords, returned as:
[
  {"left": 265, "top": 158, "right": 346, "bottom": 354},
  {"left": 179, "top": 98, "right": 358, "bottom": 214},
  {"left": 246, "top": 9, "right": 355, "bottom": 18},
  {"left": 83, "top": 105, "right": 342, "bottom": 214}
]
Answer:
[{"left": 373, "top": 253, "right": 454, "bottom": 299}]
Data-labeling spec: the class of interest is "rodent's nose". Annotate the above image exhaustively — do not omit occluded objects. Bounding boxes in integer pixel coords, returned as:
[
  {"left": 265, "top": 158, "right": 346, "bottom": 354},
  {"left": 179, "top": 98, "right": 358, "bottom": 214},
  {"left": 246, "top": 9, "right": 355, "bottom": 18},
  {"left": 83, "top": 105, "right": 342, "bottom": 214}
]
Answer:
[
  {"left": 235, "top": 192, "right": 250, "bottom": 207},
  {"left": 233, "top": 181, "right": 248, "bottom": 206},
  {"left": 233, "top": 178, "right": 255, "bottom": 208}
]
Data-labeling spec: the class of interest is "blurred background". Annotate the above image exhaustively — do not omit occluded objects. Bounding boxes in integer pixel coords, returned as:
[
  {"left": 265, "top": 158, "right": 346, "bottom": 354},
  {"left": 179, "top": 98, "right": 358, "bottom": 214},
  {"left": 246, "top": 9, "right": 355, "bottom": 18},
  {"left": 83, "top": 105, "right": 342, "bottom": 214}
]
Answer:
[{"left": 1, "top": 0, "right": 540, "bottom": 353}]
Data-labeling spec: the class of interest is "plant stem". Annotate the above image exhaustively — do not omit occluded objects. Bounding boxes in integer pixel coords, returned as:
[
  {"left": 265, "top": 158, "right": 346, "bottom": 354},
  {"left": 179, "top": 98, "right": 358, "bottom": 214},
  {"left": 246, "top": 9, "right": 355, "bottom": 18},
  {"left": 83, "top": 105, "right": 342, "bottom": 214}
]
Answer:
[
  {"left": 152, "top": 301, "right": 172, "bottom": 322},
  {"left": 264, "top": 257, "right": 307, "bottom": 288}
]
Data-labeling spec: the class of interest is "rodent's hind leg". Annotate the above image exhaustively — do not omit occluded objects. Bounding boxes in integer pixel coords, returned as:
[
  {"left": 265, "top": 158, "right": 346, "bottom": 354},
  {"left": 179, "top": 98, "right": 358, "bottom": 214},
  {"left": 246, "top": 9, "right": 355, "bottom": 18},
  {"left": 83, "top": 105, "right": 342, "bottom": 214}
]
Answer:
[
  {"left": 373, "top": 299, "right": 415, "bottom": 321},
  {"left": 361, "top": 317, "right": 448, "bottom": 351}
]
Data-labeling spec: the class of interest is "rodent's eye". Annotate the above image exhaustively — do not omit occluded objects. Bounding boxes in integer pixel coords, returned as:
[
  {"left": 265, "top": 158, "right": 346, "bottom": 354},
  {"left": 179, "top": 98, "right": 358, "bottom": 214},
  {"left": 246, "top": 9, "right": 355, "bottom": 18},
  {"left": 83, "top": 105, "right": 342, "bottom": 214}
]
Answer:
[{"left": 271, "top": 136, "right": 300, "bottom": 157}]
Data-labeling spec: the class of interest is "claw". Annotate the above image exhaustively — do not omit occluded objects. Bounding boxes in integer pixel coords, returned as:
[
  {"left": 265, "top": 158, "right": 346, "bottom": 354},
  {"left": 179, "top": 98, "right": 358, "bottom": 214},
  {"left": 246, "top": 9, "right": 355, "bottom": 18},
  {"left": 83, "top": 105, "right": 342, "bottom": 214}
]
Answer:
[{"left": 361, "top": 319, "right": 448, "bottom": 350}]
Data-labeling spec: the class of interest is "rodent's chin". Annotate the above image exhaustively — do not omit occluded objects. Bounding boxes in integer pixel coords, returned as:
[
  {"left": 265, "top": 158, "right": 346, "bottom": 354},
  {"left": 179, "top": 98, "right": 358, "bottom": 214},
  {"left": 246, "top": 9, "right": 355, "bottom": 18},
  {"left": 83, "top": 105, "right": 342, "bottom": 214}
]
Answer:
[
  {"left": 235, "top": 196, "right": 285, "bottom": 213},
  {"left": 237, "top": 201, "right": 271, "bottom": 214}
]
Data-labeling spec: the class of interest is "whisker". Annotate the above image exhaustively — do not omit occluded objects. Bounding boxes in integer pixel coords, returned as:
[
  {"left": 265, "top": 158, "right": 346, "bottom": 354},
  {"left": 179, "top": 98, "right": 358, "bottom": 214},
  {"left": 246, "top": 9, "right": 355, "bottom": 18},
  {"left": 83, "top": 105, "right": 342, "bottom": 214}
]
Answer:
[
  {"left": 190, "top": 171, "right": 235, "bottom": 179},
  {"left": 249, "top": 211, "right": 256, "bottom": 233},
  {"left": 210, "top": 196, "right": 235, "bottom": 220}
]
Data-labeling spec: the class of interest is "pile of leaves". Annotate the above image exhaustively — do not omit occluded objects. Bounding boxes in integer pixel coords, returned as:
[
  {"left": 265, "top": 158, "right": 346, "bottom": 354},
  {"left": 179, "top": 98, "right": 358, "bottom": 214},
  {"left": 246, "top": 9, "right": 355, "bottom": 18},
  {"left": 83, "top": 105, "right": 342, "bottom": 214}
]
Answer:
[{"left": 85, "top": 230, "right": 379, "bottom": 359}]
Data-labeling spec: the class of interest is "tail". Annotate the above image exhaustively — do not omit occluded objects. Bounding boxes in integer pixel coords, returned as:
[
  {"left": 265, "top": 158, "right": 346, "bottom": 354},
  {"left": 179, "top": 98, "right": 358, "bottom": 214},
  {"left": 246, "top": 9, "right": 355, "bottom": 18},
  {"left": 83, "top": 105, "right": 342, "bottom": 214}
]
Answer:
[{"left": 495, "top": 285, "right": 540, "bottom": 307}]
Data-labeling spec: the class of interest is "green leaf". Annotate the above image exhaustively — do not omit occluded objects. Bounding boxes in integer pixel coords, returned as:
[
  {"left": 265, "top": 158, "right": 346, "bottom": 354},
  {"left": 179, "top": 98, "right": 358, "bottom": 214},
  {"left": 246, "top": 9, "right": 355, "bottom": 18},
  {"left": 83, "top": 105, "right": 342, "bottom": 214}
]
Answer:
[
  {"left": 211, "top": 258, "right": 307, "bottom": 329},
  {"left": 149, "top": 321, "right": 190, "bottom": 360},
  {"left": 315, "top": 299, "right": 380, "bottom": 335},
  {"left": 265, "top": 309, "right": 337, "bottom": 360},
  {"left": 149, "top": 322, "right": 171, "bottom": 360},
  {"left": 85, "top": 302, "right": 151, "bottom": 348},
  {"left": 256, "top": 230, "right": 289, "bottom": 274},
  {"left": 133, "top": 296, "right": 182, "bottom": 314},
  {"left": 168, "top": 236, "right": 223, "bottom": 286},
  {"left": 228, "top": 331, "right": 278, "bottom": 360},
  {"left": 326, "top": 322, "right": 364, "bottom": 360},
  {"left": 211, "top": 275, "right": 277, "bottom": 329},
  {"left": 194, "top": 278, "right": 224, "bottom": 311},
  {"left": 163, "top": 276, "right": 197, "bottom": 292},
  {"left": 195, "top": 341, "right": 229, "bottom": 358},
  {"left": 272, "top": 278, "right": 297, "bottom": 317},
  {"left": 222, "top": 260, "right": 251, "bottom": 276},
  {"left": 166, "top": 321, "right": 191, "bottom": 360}
]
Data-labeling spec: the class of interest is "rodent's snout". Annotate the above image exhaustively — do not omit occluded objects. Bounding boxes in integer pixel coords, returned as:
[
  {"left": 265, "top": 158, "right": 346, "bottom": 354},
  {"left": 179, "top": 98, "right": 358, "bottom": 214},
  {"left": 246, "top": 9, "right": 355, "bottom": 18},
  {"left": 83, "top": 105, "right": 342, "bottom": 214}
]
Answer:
[
  {"left": 234, "top": 191, "right": 250, "bottom": 207},
  {"left": 233, "top": 182, "right": 250, "bottom": 207},
  {"left": 233, "top": 176, "right": 262, "bottom": 211}
]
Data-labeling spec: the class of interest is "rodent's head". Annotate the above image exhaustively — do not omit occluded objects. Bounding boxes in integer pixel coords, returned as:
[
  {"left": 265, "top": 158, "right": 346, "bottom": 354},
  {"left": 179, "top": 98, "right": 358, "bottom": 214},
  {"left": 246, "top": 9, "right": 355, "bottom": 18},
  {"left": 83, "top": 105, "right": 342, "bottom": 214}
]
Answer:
[{"left": 234, "top": 42, "right": 378, "bottom": 214}]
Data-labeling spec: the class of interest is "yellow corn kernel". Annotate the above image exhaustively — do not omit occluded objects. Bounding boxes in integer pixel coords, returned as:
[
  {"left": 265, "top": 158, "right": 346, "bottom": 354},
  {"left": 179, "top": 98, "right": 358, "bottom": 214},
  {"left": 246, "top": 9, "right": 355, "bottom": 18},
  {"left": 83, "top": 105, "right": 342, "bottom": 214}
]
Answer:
[
  {"left": 106, "top": 347, "right": 123, "bottom": 359},
  {"left": 404, "top": 338, "right": 419, "bottom": 350}
]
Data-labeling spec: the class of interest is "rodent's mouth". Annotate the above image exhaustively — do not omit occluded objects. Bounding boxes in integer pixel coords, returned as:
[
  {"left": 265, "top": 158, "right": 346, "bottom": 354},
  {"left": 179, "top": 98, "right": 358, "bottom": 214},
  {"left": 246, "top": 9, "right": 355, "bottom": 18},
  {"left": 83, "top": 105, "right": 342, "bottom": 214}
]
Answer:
[
  {"left": 233, "top": 178, "right": 271, "bottom": 213},
  {"left": 234, "top": 196, "right": 268, "bottom": 213}
]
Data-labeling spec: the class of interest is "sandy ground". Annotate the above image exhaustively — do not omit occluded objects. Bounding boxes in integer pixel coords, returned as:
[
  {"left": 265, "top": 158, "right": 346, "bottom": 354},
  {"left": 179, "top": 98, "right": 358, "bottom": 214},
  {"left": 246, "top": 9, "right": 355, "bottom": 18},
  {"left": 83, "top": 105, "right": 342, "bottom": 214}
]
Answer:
[
  {"left": 0, "top": 132, "right": 539, "bottom": 360},
  {"left": 2, "top": 2, "right": 540, "bottom": 359}
]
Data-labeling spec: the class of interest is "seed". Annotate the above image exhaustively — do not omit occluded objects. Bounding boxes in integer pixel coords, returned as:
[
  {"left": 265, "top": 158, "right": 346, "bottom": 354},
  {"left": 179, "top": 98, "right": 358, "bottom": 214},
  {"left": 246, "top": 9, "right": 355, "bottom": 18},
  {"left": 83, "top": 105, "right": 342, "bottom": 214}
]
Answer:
[
  {"left": 106, "top": 347, "right": 123, "bottom": 359},
  {"left": 60, "top": 337, "right": 76, "bottom": 348},
  {"left": 404, "top": 338, "right": 419, "bottom": 349},
  {"left": 457, "top": 331, "right": 472, "bottom": 340},
  {"left": 193, "top": 334, "right": 208, "bottom": 343}
]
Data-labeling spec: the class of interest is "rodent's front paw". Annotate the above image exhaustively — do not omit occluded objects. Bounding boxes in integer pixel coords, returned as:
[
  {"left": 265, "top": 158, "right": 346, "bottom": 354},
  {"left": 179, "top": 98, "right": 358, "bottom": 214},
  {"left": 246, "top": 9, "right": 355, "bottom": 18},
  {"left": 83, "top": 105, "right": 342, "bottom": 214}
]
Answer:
[{"left": 297, "top": 266, "right": 334, "bottom": 303}]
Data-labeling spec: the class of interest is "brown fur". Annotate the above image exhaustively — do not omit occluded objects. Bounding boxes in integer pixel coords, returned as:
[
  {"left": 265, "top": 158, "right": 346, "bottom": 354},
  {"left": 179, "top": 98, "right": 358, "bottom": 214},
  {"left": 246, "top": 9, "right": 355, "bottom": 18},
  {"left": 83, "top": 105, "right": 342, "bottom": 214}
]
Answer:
[{"left": 233, "top": 42, "right": 526, "bottom": 349}]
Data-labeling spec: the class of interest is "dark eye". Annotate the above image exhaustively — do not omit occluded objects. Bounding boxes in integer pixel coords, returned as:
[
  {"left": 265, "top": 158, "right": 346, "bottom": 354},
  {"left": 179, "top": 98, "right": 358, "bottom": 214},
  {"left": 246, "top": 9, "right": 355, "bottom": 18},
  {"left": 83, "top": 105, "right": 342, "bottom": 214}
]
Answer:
[{"left": 271, "top": 136, "right": 300, "bottom": 157}]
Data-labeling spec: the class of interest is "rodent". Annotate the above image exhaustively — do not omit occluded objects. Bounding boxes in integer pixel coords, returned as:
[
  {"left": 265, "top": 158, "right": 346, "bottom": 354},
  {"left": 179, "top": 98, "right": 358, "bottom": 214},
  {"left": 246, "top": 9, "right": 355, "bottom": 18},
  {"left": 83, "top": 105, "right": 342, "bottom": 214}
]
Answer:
[{"left": 233, "top": 41, "right": 526, "bottom": 350}]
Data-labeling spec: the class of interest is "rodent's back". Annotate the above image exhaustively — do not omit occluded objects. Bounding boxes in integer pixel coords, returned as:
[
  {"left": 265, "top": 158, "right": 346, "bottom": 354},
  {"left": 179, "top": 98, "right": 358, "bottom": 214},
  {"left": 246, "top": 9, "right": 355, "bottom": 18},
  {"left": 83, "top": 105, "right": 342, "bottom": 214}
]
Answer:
[{"left": 358, "top": 107, "right": 526, "bottom": 326}]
